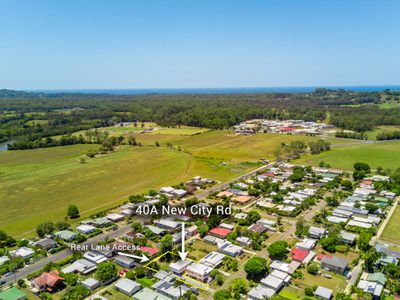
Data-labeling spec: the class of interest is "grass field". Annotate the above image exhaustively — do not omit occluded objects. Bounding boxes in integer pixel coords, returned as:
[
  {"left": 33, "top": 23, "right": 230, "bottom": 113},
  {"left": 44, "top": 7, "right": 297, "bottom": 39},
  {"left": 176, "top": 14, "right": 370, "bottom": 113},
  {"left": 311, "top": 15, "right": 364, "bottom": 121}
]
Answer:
[
  {"left": 365, "top": 125, "right": 400, "bottom": 140},
  {"left": 381, "top": 206, "right": 400, "bottom": 245},
  {"left": 0, "top": 142, "right": 257, "bottom": 236},
  {"left": 293, "top": 272, "right": 347, "bottom": 296},
  {"left": 295, "top": 141, "right": 400, "bottom": 170},
  {"left": 0, "top": 130, "right": 366, "bottom": 236}
]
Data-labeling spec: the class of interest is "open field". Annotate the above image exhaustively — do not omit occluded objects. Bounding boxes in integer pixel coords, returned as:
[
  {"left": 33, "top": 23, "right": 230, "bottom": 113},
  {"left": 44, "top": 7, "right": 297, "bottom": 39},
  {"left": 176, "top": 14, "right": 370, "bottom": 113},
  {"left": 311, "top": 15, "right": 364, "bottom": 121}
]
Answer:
[
  {"left": 381, "top": 206, "right": 400, "bottom": 245},
  {"left": 365, "top": 125, "right": 400, "bottom": 140},
  {"left": 293, "top": 272, "right": 347, "bottom": 296},
  {"left": 0, "top": 130, "right": 373, "bottom": 236},
  {"left": 0, "top": 142, "right": 257, "bottom": 236},
  {"left": 295, "top": 141, "right": 400, "bottom": 170}
]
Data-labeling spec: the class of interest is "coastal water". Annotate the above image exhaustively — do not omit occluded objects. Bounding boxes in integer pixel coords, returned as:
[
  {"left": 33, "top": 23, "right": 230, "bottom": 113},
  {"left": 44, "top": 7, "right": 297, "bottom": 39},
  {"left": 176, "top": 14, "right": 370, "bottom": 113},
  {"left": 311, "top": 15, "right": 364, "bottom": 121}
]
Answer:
[{"left": 28, "top": 85, "right": 400, "bottom": 95}]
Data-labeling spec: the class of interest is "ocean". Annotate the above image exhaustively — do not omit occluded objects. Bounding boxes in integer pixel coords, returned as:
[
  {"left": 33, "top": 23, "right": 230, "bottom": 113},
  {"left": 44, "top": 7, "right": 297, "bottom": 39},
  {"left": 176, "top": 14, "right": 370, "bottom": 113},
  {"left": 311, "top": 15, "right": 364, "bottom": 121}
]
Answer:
[{"left": 27, "top": 85, "right": 400, "bottom": 95}]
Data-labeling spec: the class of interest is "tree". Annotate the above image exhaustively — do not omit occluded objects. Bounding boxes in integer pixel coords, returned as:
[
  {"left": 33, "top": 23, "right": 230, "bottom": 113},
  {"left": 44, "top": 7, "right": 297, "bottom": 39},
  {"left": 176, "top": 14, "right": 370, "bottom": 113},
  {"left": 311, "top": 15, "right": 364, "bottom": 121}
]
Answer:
[
  {"left": 228, "top": 278, "right": 248, "bottom": 296},
  {"left": 295, "top": 217, "right": 309, "bottom": 237},
  {"left": 61, "top": 285, "right": 90, "bottom": 300},
  {"left": 36, "top": 222, "right": 55, "bottom": 238},
  {"left": 63, "top": 273, "right": 78, "bottom": 286},
  {"left": 267, "top": 241, "right": 289, "bottom": 260},
  {"left": 160, "top": 234, "right": 174, "bottom": 253},
  {"left": 354, "top": 162, "right": 371, "bottom": 172},
  {"left": 244, "top": 257, "right": 268, "bottom": 279},
  {"left": 96, "top": 262, "right": 117, "bottom": 283},
  {"left": 67, "top": 205, "right": 80, "bottom": 219},
  {"left": 365, "top": 203, "right": 379, "bottom": 214},
  {"left": 55, "top": 221, "right": 70, "bottom": 231},
  {"left": 247, "top": 210, "right": 261, "bottom": 223},
  {"left": 213, "top": 290, "right": 232, "bottom": 300},
  {"left": 307, "top": 263, "right": 319, "bottom": 275}
]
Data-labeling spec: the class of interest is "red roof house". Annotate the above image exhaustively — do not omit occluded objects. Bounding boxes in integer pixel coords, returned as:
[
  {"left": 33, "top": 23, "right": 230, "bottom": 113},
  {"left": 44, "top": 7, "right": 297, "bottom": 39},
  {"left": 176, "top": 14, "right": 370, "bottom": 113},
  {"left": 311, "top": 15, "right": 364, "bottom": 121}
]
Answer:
[
  {"left": 209, "top": 227, "right": 232, "bottom": 238},
  {"left": 291, "top": 248, "right": 310, "bottom": 262},
  {"left": 32, "top": 270, "right": 64, "bottom": 292},
  {"left": 262, "top": 172, "right": 276, "bottom": 178},
  {"left": 317, "top": 253, "right": 333, "bottom": 261},
  {"left": 140, "top": 246, "right": 158, "bottom": 256}
]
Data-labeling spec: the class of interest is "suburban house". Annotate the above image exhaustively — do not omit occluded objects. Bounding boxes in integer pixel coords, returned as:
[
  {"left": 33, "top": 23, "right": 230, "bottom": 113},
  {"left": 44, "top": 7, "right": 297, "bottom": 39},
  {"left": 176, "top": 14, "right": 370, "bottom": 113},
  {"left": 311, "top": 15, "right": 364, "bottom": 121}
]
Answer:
[
  {"left": 34, "top": 238, "right": 58, "bottom": 250},
  {"left": 54, "top": 230, "right": 77, "bottom": 242},
  {"left": 32, "top": 270, "right": 64, "bottom": 292},
  {"left": 0, "top": 287, "right": 27, "bottom": 300},
  {"left": 10, "top": 247, "right": 35, "bottom": 259},
  {"left": 77, "top": 224, "right": 97, "bottom": 234},
  {"left": 321, "top": 256, "right": 348, "bottom": 274},
  {"left": 199, "top": 251, "right": 225, "bottom": 268},
  {"left": 340, "top": 231, "right": 358, "bottom": 245},
  {"left": 81, "top": 278, "right": 100, "bottom": 290},
  {"left": 185, "top": 263, "right": 213, "bottom": 282},
  {"left": 314, "top": 286, "right": 333, "bottom": 300},
  {"left": 115, "top": 255, "right": 137, "bottom": 268},
  {"left": 218, "top": 241, "right": 243, "bottom": 257},
  {"left": 308, "top": 226, "right": 326, "bottom": 239},
  {"left": 115, "top": 278, "right": 142, "bottom": 296},
  {"left": 170, "top": 260, "right": 192, "bottom": 274},
  {"left": 140, "top": 246, "right": 158, "bottom": 257},
  {"left": 62, "top": 259, "right": 97, "bottom": 275},
  {"left": 208, "top": 227, "right": 232, "bottom": 239}
]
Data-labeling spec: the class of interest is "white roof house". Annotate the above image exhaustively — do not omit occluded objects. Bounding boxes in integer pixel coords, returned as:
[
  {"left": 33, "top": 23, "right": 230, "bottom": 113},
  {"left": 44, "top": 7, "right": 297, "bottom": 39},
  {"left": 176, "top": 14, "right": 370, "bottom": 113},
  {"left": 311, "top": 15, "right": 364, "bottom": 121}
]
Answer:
[
  {"left": 260, "top": 274, "right": 285, "bottom": 290},
  {"left": 308, "top": 226, "right": 326, "bottom": 239},
  {"left": 170, "top": 260, "right": 192, "bottom": 274},
  {"left": 315, "top": 286, "right": 333, "bottom": 300},
  {"left": 77, "top": 224, "right": 96, "bottom": 234},
  {"left": 115, "top": 278, "right": 142, "bottom": 296},
  {"left": 10, "top": 247, "right": 35, "bottom": 259},
  {"left": 106, "top": 213, "right": 125, "bottom": 222},
  {"left": 218, "top": 241, "right": 243, "bottom": 257},
  {"left": 296, "top": 238, "right": 317, "bottom": 250},
  {"left": 83, "top": 251, "right": 108, "bottom": 264},
  {"left": 248, "top": 285, "right": 276, "bottom": 300},
  {"left": 199, "top": 251, "right": 225, "bottom": 268},
  {"left": 62, "top": 259, "right": 97, "bottom": 274}
]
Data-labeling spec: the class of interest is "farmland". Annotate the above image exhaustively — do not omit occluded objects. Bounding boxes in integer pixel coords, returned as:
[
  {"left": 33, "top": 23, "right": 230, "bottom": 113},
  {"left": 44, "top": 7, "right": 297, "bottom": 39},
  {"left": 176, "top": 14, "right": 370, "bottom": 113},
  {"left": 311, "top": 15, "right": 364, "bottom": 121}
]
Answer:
[
  {"left": 295, "top": 141, "right": 400, "bottom": 171},
  {"left": 381, "top": 206, "right": 400, "bottom": 245},
  {"left": 0, "top": 128, "right": 381, "bottom": 236}
]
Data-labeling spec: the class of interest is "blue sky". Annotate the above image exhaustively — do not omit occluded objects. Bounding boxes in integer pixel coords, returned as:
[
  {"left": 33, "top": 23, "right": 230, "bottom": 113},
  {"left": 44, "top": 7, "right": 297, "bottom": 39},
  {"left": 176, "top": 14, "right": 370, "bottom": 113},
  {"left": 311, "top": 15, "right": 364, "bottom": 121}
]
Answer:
[{"left": 1, "top": 0, "right": 399, "bottom": 89}]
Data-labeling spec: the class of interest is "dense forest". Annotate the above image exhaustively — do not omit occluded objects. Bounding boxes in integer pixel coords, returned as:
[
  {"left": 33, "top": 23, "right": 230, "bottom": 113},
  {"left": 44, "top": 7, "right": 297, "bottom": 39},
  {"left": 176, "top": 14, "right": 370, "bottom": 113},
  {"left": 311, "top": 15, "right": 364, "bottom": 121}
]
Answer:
[{"left": 1, "top": 88, "right": 400, "bottom": 148}]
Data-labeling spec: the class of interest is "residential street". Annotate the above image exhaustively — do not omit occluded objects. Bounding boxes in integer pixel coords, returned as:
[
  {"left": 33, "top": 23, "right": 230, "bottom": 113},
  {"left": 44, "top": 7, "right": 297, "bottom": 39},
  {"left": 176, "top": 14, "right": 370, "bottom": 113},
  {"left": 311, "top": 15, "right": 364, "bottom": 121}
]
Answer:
[{"left": 1, "top": 224, "right": 133, "bottom": 284}]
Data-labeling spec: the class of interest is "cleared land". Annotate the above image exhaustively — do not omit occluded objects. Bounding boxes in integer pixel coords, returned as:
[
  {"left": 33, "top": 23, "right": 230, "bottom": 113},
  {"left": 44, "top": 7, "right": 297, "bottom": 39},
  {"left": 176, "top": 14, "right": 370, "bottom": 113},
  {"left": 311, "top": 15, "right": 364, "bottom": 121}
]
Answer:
[
  {"left": 0, "top": 142, "right": 255, "bottom": 236},
  {"left": 381, "top": 205, "right": 400, "bottom": 245},
  {"left": 295, "top": 141, "right": 400, "bottom": 170},
  {"left": 0, "top": 130, "right": 361, "bottom": 236}
]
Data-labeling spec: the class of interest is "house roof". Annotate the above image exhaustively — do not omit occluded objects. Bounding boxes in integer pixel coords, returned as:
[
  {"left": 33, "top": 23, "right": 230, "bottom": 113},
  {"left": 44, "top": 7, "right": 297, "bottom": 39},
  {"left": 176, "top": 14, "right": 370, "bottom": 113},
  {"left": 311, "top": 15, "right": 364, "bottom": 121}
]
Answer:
[
  {"left": 0, "top": 287, "right": 26, "bottom": 300},
  {"left": 115, "top": 278, "right": 141, "bottom": 293},
  {"left": 321, "top": 256, "right": 348, "bottom": 268},
  {"left": 315, "top": 286, "right": 333, "bottom": 299},
  {"left": 209, "top": 227, "right": 232, "bottom": 237},
  {"left": 367, "top": 272, "right": 387, "bottom": 286},
  {"left": 140, "top": 246, "right": 158, "bottom": 256},
  {"left": 34, "top": 270, "right": 64, "bottom": 288},
  {"left": 291, "top": 248, "right": 310, "bottom": 262}
]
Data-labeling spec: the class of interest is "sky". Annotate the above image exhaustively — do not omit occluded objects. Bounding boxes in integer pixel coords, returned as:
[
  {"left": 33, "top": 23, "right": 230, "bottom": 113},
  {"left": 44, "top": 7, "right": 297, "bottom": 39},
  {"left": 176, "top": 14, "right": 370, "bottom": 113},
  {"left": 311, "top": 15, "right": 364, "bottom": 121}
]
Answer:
[{"left": 0, "top": 0, "right": 400, "bottom": 90}]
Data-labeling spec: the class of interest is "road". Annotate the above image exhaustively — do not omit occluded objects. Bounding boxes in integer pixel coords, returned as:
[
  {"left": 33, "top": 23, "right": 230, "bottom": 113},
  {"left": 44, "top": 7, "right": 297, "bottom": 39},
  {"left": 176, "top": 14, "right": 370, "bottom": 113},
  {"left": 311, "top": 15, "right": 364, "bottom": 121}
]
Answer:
[
  {"left": 196, "top": 163, "right": 273, "bottom": 199},
  {"left": 1, "top": 224, "right": 132, "bottom": 285},
  {"left": 1, "top": 163, "right": 272, "bottom": 285}
]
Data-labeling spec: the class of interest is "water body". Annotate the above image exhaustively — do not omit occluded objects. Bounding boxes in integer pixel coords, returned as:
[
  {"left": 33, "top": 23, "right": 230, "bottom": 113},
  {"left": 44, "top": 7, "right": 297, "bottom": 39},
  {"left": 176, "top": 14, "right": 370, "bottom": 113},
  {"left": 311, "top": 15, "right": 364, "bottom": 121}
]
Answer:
[
  {"left": 0, "top": 141, "right": 13, "bottom": 152},
  {"left": 27, "top": 85, "right": 400, "bottom": 95}
]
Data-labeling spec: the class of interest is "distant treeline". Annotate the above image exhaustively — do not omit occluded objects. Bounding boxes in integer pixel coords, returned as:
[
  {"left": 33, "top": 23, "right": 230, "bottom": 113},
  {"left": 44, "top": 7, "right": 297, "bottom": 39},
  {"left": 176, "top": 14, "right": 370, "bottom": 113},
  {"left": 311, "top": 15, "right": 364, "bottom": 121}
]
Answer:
[
  {"left": 376, "top": 130, "right": 400, "bottom": 141},
  {"left": 1, "top": 89, "right": 400, "bottom": 147},
  {"left": 335, "top": 131, "right": 367, "bottom": 140}
]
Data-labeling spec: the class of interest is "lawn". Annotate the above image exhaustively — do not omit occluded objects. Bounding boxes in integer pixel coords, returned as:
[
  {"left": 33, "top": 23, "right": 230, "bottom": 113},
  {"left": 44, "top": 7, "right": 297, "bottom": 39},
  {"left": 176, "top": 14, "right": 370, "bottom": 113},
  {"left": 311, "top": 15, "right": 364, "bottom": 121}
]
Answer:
[
  {"left": 295, "top": 141, "right": 400, "bottom": 170},
  {"left": 135, "top": 277, "right": 156, "bottom": 287},
  {"left": 381, "top": 206, "right": 400, "bottom": 245},
  {"left": 293, "top": 272, "right": 347, "bottom": 295}
]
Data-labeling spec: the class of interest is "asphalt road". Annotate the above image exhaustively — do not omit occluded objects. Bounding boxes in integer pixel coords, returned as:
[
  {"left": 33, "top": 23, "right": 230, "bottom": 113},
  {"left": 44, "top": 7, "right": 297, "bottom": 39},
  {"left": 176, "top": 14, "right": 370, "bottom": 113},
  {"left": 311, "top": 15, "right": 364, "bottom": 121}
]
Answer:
[
  {"left": 196, "top": 163, "right": 273, "bottom": 199},
  {"left": 1, "top": 224, "right": 132, "bottom": 284}
]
